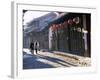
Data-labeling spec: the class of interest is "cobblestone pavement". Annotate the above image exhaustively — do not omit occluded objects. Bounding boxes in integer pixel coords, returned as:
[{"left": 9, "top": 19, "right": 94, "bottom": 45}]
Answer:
[{"left": 23, "top": 49, "right": 91, "bottom": 69}]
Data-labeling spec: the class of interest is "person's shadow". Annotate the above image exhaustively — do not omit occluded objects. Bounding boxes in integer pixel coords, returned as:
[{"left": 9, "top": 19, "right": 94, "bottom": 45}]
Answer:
[{"left": 23, "top": 51, "right": 54, "bottom": 69}]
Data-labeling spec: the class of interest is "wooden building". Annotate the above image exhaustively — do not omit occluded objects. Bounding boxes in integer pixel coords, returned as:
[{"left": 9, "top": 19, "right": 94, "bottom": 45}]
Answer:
[{"left": 49, "top": 13, "right": 91, "bottom": 57}]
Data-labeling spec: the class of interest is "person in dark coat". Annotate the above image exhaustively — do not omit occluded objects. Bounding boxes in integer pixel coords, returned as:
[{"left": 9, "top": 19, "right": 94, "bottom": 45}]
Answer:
[
  {"left": 30, "top": 42, "right": 34, "bottom": 55},
  {"left": 34, "top": 41, "right": 39, "bottom": 54}
]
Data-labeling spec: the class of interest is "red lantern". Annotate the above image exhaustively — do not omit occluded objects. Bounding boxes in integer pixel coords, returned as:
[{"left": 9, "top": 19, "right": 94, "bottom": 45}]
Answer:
[
  {"left": 62, "top": 22, "right": 65, "bottom": 27},
  {"left": 51, "top": 24, "right": 57, "bottom": 32},
  {"left": 51, "top": 25, "right": 54, "bottom": 31},
  {"left": 56, "top": 24, "right": 59, "bottom": 29},
  {"left": 63, "top": 21, "right": 68, "bottom": 27},
  {"left": 73, "top": 17, "right": 80, "bottom": 24},
  {"left": 64, "top": 21, "right": 68, "bottom": 25},
  {"left": 68, "top": 19, "right": 73, "bottom": 25},
  {"left": 59, "top": 23, "right": 63, "bottom": 29},
  {"left": 57, "top": 24, "right": 60, "bottom": 29},
  {"left": 58, "top": 24, "right": 61, "bottom": 29}
]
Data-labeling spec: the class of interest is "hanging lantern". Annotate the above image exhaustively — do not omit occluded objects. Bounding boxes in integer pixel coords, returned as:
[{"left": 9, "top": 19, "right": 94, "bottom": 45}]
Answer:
[
  {"left": 64, "top": 21, "right": 68, "bottom": 25},
  {"left": 62, "top": 22, "right": 65, "bottom": 27},
  {"left": 59, "top": 23, "right": 64, "bottom": 29},
  {"left": 73, "top": 17, "right": 80, "bottom": 24},
  {"left": 51, "top": 24, "right": 57, "bottom": 32},
  {"left": 53, "top": 24, "right": 56, "bottom": 31},
  {"left": 58, "top": 24, "right": 61, "bottom": 29},
  {"left": 68, "top": 19, "right": 73, "bottom": 25},
  {"left": 63, "top": 21, "right": 68, "bottom": 27},
  {"left": 56, "top": 24, "right": 59, "bottom": 29},
  {"left": 57, "top": 24, "right": 60, "bottom": 29},
  {"left": 51, "top": 24, "right": 54, "bottom": 31}
]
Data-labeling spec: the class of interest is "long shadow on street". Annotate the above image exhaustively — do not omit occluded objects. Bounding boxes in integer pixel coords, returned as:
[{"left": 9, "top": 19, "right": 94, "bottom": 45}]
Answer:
[
  {"left": 23, "top": 52, "right": 54, "bottom": 69},
  {"left": 23, "top": 51, "right": 77, "bottom": 69}
]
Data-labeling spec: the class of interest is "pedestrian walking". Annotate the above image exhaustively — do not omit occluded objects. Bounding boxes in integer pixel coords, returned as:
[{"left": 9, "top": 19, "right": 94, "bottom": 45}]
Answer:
[
  {"left": 30, "top": 41, "right": 34, "bottom": 55},
  {"left": 34, "top": 41, "right": 39, "bottom": 54}
]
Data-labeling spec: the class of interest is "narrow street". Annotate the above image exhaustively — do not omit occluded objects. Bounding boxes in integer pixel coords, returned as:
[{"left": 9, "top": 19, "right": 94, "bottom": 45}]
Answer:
[
  {"left": 23, "top": 11, "right": 91, "bottom": 69},
  {"left": 23, "top": 49, "right": 91, "bottom": 69}
]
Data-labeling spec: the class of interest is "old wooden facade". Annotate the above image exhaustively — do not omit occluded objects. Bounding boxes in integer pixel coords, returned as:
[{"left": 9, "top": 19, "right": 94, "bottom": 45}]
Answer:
[{"left": 49, "top": 13, "right": 91, "bottom": 57}]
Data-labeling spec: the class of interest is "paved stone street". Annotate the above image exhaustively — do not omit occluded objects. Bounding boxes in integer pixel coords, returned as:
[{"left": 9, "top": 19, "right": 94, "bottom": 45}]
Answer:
[{"left": 23, "top": 49, "right": 91, "bottom": 69}]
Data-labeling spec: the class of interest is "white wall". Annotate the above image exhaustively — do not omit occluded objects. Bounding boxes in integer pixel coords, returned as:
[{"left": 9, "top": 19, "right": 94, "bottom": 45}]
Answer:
[{"left": 0, "top": 0, "right": 100, "bottom": 80}]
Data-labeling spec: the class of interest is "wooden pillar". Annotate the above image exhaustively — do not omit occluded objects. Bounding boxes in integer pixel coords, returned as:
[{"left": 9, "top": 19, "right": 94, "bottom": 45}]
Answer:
[
  {"left": 49, "top": 27, "right": 53, "bottom": 50},
  {"left": 83, "top": 15, "right": 88, "bottom": 57}
]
